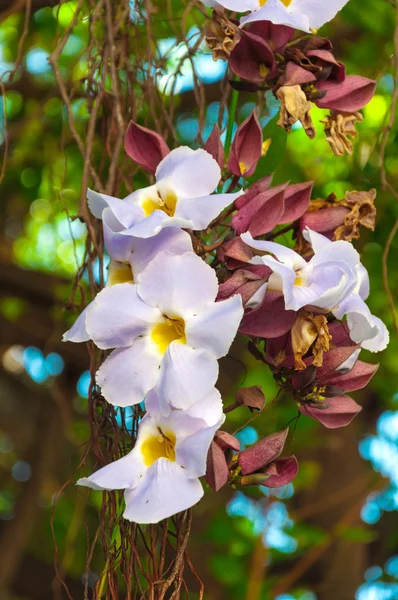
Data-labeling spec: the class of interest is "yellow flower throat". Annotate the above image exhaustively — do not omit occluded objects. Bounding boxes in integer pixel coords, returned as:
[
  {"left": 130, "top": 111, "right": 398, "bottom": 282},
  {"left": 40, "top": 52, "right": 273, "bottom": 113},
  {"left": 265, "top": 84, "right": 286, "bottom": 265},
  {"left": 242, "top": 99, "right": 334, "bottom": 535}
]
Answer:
[
  {"left": 142, "top": 189, "right": 177, "bottom": 217},
  {"left": 260, "top": 0, "right": 292, "bottom": 6},
  {"left": 141, "top": 427, "right": 176, "bottom": 467},
  {"left": 151, "top": 316, "right": 186, "bottom": 355}
]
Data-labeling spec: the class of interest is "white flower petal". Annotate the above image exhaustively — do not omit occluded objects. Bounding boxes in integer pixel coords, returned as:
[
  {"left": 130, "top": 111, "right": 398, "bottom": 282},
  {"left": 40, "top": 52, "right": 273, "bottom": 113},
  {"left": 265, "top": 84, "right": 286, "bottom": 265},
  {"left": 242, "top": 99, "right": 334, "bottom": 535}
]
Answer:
[
  {"left": 308, "top": 263, "right": 354, "bottom": 310},
  {"left": 157, "top": 343, "right": 218, "bottom": 410},
  {"left": 175, "top": 191, "right": 242, "bottom": 231},
  {"left": 87, "top": 188, "right": 143, "bottom": 228},
  {"left": 96, "top": 339, "right": 161, "bottom": 406},
  {"left": 123, "top": 459, "right": 203, "bottom": 524},
  {"left": 334, "top": 294, "right": 389, "bottom": 352},
  {"left": 156, "top": 148, "right": 221, "bottom": 198},
  {"left": 63, "top": 305, "right": 91, "bottom": 343},
  {"left": 242, "top": 232, "right": 306, "bottom": 269},
  {"left": 102, "top": 208, "right": 134, "bottom": 262},
  {"left": 358, "top": 264, "right": 370, "bottom": 300},
  {"left": 186, "top": 294, "right": 243, "bottom": 358},
  {"left": 77, "top": 448, "right": 144, "bottom": 491},
  {"left": 120, "top": 211, "right": 190, "bottom": 239},
  {"left": 184, "top": 388, "right": 224, "bottom": 427},
  {"left": 240, "top": 0, "right": 311, "bottom": 31},
  {"left": 177, "top": 421, "right": 221, "bottom": 478},
  {"left": 86, "top": 284, "right": 160, "bottom": 350},
  {"left": 302, "top": 227, "right": 332, "bottom": 252},
  {"left": 360, "top": 315, "right": 389, "bottom": 353},
  {"left": 137, "top": 251, "right": 218, "bottom": 316},
  {"left": 129, "top": 228, "right": 192, "bottom": 277},
  {"left": 297, "top": 0, "right": 349, "bottom": 30}
]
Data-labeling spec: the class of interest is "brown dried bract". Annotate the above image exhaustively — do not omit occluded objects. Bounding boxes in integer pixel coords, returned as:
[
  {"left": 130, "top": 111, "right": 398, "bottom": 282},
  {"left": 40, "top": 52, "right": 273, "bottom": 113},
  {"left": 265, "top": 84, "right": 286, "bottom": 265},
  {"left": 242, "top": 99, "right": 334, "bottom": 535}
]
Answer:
[
  {"left": 206, "top": 8, "right": 241, "bottom": 61},
  {"left": 291, "top": 311, "right": 332, "bottom": 370},
  {"left": 335, "top": 189, "right": 377, "bottom": 241},
  {"left": 276, "top": 85, "right": 315, "bottom": 139},
  {"left": 322, "top": 110, "right": 363, "bottom": 156}
]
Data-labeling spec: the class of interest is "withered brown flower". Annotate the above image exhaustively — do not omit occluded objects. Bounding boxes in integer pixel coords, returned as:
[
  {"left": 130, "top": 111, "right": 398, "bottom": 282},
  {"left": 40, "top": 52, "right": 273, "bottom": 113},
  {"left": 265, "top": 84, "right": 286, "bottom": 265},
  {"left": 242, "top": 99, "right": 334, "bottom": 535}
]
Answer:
[
  {"left": 276, "top": 85, "right": 315, "bottom": 139},
  {"left": 321, "top": 110, "right": 363, "bottom": 156},
  {"left": 205, "top": 8, "right": 240, "bottom": 61},
  {"left": 291, "top": 310, "right": 332, "bottom": 370}
]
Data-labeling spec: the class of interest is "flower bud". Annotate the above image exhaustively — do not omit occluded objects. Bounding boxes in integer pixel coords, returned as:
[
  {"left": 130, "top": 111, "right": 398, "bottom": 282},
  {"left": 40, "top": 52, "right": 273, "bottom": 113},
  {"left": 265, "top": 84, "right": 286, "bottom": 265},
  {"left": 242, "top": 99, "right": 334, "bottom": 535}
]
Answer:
[
  {"left": 215, "top": 431, "right": 240, "bottom": 452},
  {"left": 260, "top": 456, "right": 299, "bottom": 488},
  {"left": 228, "top": 110, "right": 263, "bottom": 177},
  {"left": 237, "top": 473, "right": 270, "bottom": 487},
  {"left": 239, "top": 292, "right": 296, "bottom": 339},
  {"left": 232, "top": 183, "right": 287, "bottom": 235},
  {"left": 217, "top": 266, "right": 270, "bottom": 305},
  {"left": 307, "top": 49, "right": 345, "bottom": 82},
  {"left": 206, "top": 440, "right": 230, "bottom": 491},
  {"left": 235, "top": 385, "right": 266, "bottom": 412},
  {"left": 238, "top": 428, "right": 289, "bottom": 475},
  {"left": 124, "top": 121, "right": 170, "bottom": 174},
  {"left": 283, "top": 61, "right": 317, "bottom": 86},
  {"left": 246, "top": 21, "right": 294, "bottom": 52},
  {"left": 229, "top": 29, "right": 277, "bottom": 84},
  {"left": 235, "top": 174, "right": 273, "bottom": 209},
  {"left": 218, "top": 236, "right": 254, "bottom": 269},
  {"left": 204, "top": 124, "right": 225, "bottom": 168}
]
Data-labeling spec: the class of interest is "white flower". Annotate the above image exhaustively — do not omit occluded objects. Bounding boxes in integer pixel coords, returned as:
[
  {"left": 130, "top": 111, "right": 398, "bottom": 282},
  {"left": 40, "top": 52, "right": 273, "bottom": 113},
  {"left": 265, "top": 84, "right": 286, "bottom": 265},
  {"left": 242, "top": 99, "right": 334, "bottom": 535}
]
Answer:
[
  {"left": 88, "top": 147, "right": 242, "bottom": 239},
  {"left": 242, "top": 228, "right": 389, "bottom": 352},
  {"left": 63, "top": 228, "right": 192, "bottom": 343},
  {"left": 201, "top": 0, "right": 350, "bottom": 33},
  {"left": 77, "top": 406, "right": 223, "bottom": 524},
  {"left": 333, "top": 261, "right": 389, "bottom": 352},
  {"left": 64, "top": 251, "right": 243, "bottom": 409},
  {"left": 241, "top": 228, "right": 358, "bottom": 312}
]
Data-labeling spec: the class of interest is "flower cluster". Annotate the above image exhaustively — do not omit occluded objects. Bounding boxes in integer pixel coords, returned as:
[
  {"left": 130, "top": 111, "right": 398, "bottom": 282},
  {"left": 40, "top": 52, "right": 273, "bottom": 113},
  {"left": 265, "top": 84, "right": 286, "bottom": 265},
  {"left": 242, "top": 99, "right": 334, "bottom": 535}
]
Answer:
[
  {"left": 205, "top": 8, "right": 376, "bottom": 154},
  {"left": 65, "top": 1, "right": 388, "bottom": 524},
  {"left": 65, "top": 142, "right": 246, "bottom": 523}
]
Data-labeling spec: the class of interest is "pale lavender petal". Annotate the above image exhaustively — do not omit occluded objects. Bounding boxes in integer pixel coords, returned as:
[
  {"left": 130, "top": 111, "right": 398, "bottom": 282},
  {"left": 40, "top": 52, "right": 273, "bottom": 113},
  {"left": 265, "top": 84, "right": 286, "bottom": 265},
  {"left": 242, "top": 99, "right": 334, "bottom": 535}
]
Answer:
[
  {"left": 63, "top": 305, "right": 91, "bottom": 343},
  {"left": 186, "top": 294, "right": 243, "bottom": 359},
  {"left": 298, "top": 0, "right": 350, "bottom": 30},
  {"left": 175, "top": 191, "right": 242, "bottom": 230},
  {"left": 137, "top": 251, "right": 218, "bottom": 317},
  {"left": 123, "top": 459, "right": 203, "bottom": 524},
  {"left": 77, "top": 448, "right": 144, "bottom": 491},
  {"left": 240, "top": 0, "right": 311, "bottom": 31},
  {"left": 157, "top": 148, "right": 221, "bottom": 198},
  {"left": 157, "top": 343, "right": 218, "bottom": 410},
  {"left": 184, "top": 388, "right": 224, "bottom": 427},
  {"left": 358, "top": 264, "right": 370, "bottom": 300},
  {"left": 102, "top": 208, "right": 134, "bottom": 262},
  {"left": 120, "top": 211, "right": 176, "bottom": 239},
  {"left": 177, "top": 421, "right": 221, "bottom": 478},
  {"left": 96, "top": 339, "right": 161, "bottom": 406},
  {"left": 242, "top": 232, "right": 306, "bottom": 269},
  {"left": 358, "top": 315, "right": 389, "bottom": 353},
  {"left": 87, "top": 188, "right": 143, "bottom": 228},
  {"left": 129, "top": 228, "right": 192, "bottom": 277},
  {"left": 86, "top": 284, "right": 160, "bottom": 350},
  {"left": 304, "top": 262, "right": 355, "bottom": 310}
]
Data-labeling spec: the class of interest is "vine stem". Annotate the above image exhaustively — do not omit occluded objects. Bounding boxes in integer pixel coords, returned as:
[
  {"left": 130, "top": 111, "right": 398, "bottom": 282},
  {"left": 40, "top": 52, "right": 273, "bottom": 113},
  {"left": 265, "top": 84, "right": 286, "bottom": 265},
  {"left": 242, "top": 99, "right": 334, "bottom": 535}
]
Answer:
[
  {"left": 97, "top": 501, "right": 124, "bottom": 598},
  {"left": 224, "top": 80, "right": 239, "bottom": 157}
]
